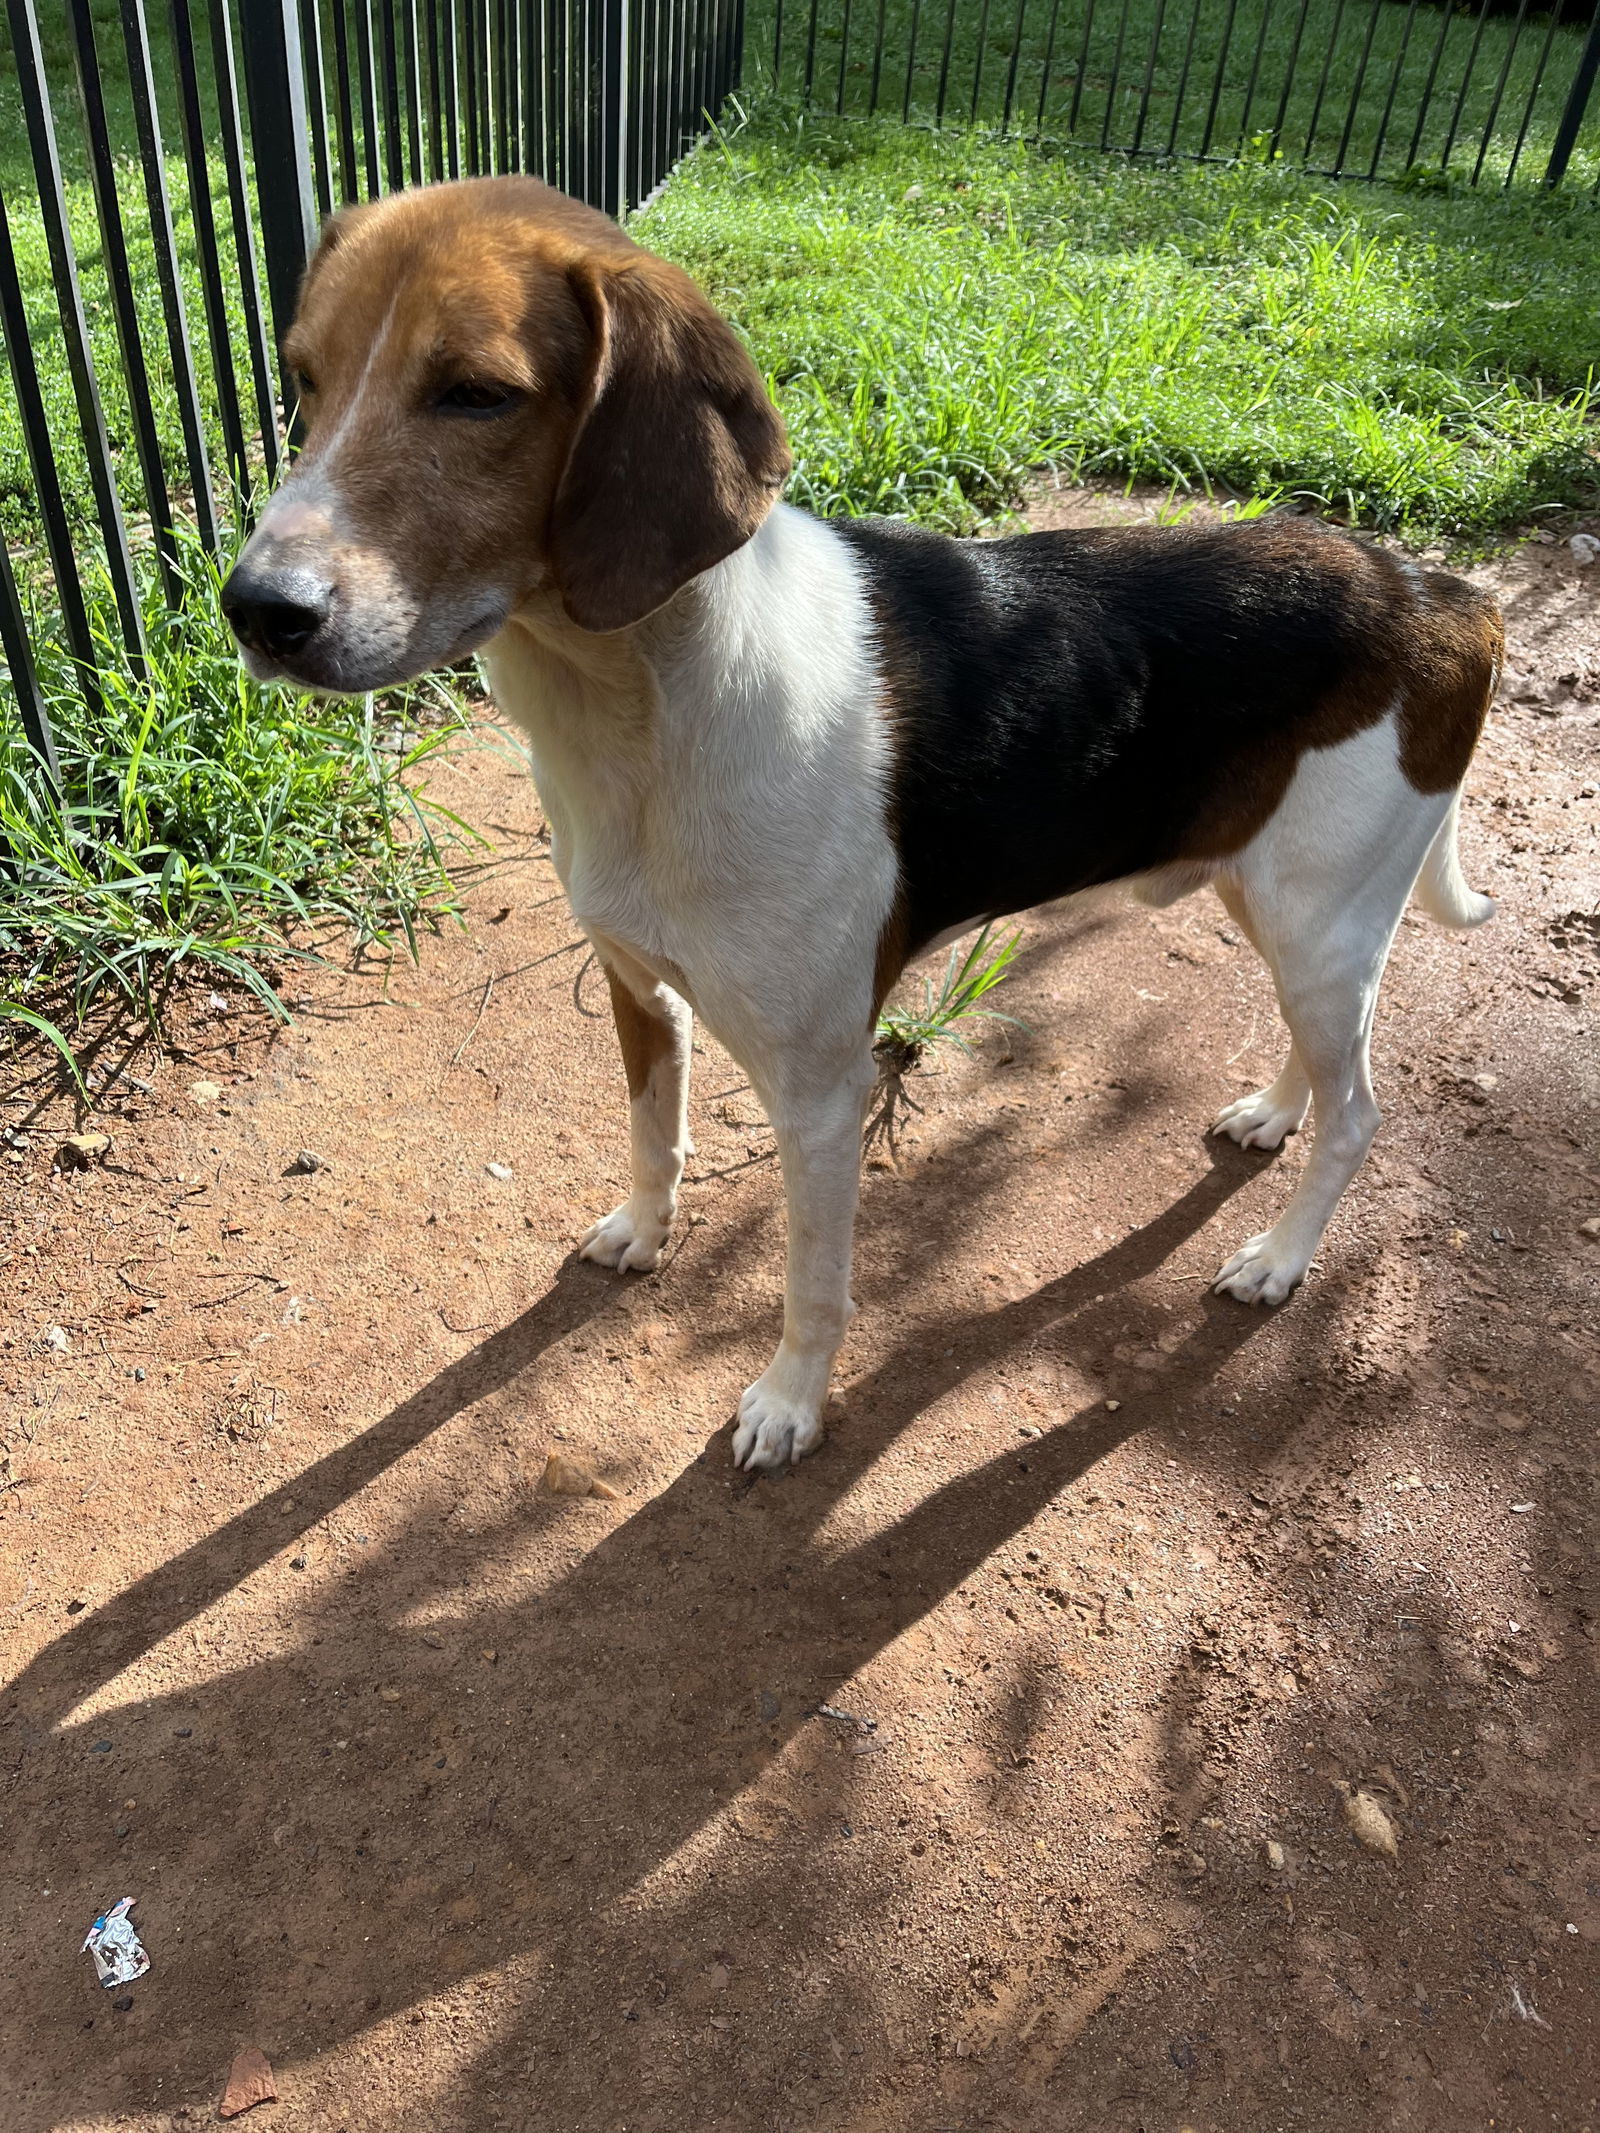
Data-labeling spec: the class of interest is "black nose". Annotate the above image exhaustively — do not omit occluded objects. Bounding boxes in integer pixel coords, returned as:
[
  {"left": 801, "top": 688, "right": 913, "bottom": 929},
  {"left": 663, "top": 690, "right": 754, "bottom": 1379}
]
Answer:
[{"left": 221, "top": 561, "right": 332, "bottom": 662}]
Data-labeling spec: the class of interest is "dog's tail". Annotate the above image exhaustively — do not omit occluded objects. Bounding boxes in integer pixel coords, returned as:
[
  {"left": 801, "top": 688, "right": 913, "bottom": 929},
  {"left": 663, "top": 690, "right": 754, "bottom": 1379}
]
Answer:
[{"left": 1413, "top": 792, "right": 1495, "bottom": 930}]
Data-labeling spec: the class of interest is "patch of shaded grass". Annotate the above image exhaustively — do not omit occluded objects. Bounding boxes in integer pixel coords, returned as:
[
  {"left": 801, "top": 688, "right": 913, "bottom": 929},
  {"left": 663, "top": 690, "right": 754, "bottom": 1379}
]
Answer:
[
  {"left": 0, "top": 521, "right": 473, "bottom": 1078},
  {"left": 636, "top": 105, "right": 1598, "bottom": 536}
]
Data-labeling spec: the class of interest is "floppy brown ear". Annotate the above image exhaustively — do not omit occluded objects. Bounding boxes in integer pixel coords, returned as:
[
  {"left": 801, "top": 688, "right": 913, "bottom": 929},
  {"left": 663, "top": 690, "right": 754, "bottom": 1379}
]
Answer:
[{"left": 550, "top": 254, "right": 790, "bottom": 633}]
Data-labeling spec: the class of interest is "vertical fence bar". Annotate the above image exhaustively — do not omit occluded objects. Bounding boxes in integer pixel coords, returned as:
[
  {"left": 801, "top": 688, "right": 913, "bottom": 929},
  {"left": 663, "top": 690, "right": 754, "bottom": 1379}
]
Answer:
[
  {"left": 462, "top": 0, "right": 481, "bottom": 170},
  {"left": 654, "top": 0, "right": 672, "bottom": 180},
  {"left": 1402, "top": 0, "right": 1454, "bottom": 166},
  {"left": 1195, "top": 0, "right": 1239, "bottom": 157},
  {"left": 1331, "top": 0, "right": 1384, "bottom": 173},
  {"left": 168, "top": 0, "right": 251, "bottom": 493},
  {"left": 1546, "top": 1, "right": 1600, "bottom": 186},
  {"left": 441, "top": 0, "right": 461, "bottom": 176},
  {"left": 530, "top": 0, "right": 544, "bottom": 178},
  {"left": 1129, "top": 0, "right": 1169, "bottom": 155},
  {"left": 601, "top": 0, "right": 626, "bottom": 210},
  {"left": 1302, "top": 0, "right": 1351, "bottom": 164},
  {"left": 353, "top": 0, "right": 385, "bottom": 190},
  {"left": 1235, "top": 0, "right": 1278, "bottom": 148},
  {"left": 968, "top": 0, "right": 991, "bottom": 121},
  {"left": 478, "top": 0, "right": 496, "bottom": 172},
  {"left": 499, "top": 0, "right": 517, "bottom": 169},
  {"left": 1035, "top": 0, "right": 1064, "bottom": 129},
  {"left": 1470, "top": 0, "right": 1532, "bottom": 183},
  {"left": 118, "top": 0, "right": 220, "bottom": 552},
  {"left": 330, "top": 0, "right": 363, "bottom": 199},
  {"left": 1365, "top": 0, "right": 1422, "bottom": 178},
  {"left": 1164, "top": 0, "right": 1205, "bottom": 153},
  {"left": 1270, "top": 0, "right": 1313, "bottom": 151},
  {"left": 378, "top": 0, "right": 406, "bottom": 188},
  {"left": 424, "top": 0, "right": 445, "bottom": 177},
  {"left": 237, "top": 0, "right": 317, "bottom": 440},
  {"left": 401, "top": 0, "right": 426, "bottom": 180},
  {"left": 1067, "top": 0, "right": 1100, "bottom": 132},
  {"left": 300, "top": 0, "right": 336, "bottom": 215},
  {"left": 696, "top": 0, "right": 714, "bottom": 135},
  {"left": 999, "top": 0, "right": 1027, "bottom": 129},
  {"left": 206, "top": 0, "right": 283, "bottom": 479},
  {"left": 63, "top": 0, "right": 182, "bottom": 607},
  {"left": 0, "top": 524, "right": 56, "bottom": 782},
  {"left": 5, "top": 0, "right": 145, "bottom": 663},
  {"left": 1098, "top": 0, "right": 1134, "bottom": 148},
  {"left": 1503, "top": 2, "right": 1563, "bottom": 186},
  {"left": 1439, "top": 0, "right": 1494, "bottom": 171},
  {"left": 0, "top": 188, "right": 102, "bottom": 718}
]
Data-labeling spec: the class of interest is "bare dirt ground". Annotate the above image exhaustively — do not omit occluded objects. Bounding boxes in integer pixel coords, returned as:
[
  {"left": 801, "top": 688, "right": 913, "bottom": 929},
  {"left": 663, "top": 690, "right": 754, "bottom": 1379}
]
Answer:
[{"left": 3, "top": 496, "right": 1598, "bottom": 2133}]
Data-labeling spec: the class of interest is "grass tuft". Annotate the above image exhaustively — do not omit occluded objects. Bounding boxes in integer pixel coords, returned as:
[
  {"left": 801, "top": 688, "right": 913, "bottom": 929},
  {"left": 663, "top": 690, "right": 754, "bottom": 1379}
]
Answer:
[
  {"left": 868, "top": 924, "right": 1024, "bottom": 1159},
  {"left": 0, "top": 520, "right": 474, "bottom": 1074}
]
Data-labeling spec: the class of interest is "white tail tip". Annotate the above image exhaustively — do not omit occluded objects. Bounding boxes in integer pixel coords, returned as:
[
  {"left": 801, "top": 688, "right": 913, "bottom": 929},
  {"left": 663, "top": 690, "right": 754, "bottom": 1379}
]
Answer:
[{"left": 1415, "top": 796, "right": 1495, "bottom": 931}]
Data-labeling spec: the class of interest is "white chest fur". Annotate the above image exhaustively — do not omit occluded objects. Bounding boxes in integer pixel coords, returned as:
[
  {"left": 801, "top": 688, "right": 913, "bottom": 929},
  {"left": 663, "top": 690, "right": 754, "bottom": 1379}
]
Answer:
[{"left": 479, "top": 505, "right": 899, "bottom": 1060}]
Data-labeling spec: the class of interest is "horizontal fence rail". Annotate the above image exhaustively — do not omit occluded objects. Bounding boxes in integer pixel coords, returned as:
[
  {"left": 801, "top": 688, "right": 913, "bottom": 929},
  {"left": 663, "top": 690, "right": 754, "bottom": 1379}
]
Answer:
[
  {"left": 0, "top": 0, "right": 743, "bottom": 775},
  {"left": 754, "top": 0, "right": 1600, "bottom": 188}
]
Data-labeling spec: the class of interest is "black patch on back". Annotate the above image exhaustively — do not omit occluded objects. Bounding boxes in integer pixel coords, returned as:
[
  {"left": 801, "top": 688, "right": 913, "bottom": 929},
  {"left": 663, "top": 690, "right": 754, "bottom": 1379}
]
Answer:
[{"left": 836, "top": 515, "right": 1415, "bottom": 960}]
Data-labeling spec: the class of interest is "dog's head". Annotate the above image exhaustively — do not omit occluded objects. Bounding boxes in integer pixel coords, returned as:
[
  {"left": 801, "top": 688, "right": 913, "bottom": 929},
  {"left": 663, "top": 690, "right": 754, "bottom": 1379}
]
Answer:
[{"left": 221, "top": 177, "right": 790, "bottom": 691}]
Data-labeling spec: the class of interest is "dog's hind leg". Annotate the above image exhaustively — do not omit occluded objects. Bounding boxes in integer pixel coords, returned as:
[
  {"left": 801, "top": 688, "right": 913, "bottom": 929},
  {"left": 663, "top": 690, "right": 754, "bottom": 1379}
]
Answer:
[
  {"left": 1211, "top": 720, "right": 1454, "bottom": 1307},
  {"left": 579, "top": 945, "right": 693, "bottom": 1275},
  {"left": 732, "top": 1046, "right": 877, "bottom": 1470},
  {"left": 1209, "top": 880, "right": 1312, "bottom": 1153}
]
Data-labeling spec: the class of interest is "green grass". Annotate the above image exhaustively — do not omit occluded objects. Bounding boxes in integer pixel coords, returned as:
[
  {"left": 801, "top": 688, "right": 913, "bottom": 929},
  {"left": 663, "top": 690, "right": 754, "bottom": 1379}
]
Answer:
[
  {"left": 636, "top": 104, "right": 1599, "bottom": 535},
  {"left": 0, "top": 521, "right": 473, "bottom": 1073},
  {"left": 875, "top": 923, "right": 1024, "bottom": 1071}
]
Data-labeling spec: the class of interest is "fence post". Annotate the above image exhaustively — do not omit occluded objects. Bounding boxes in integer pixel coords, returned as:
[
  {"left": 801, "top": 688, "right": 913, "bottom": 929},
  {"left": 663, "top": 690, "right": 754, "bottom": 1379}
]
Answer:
[
  {"left": 1545, "top": 2, "right": 1600, "bottom": 187},
  {"left": 236, "top": 0, "right": 318, "bottom": 405}
]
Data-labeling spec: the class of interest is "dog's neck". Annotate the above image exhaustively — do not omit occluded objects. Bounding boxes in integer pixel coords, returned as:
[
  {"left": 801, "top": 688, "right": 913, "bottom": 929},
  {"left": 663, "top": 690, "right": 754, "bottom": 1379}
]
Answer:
[{"left": 490, "top": 504, "right": 870, "bottom": 777}]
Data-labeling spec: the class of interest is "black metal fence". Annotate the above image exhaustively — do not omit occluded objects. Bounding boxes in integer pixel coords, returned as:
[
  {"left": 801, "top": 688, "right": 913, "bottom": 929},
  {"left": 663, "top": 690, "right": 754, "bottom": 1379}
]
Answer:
[
  {"left": 0, "top": 0, "right": 742, "bottom": 772},
  {"left": 754, "top": 0, "right": 1600, "bottom": 187}
]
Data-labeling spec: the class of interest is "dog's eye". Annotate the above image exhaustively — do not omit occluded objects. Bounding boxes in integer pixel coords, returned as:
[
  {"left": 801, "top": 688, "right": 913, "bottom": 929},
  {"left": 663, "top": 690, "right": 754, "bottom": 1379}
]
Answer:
[
  {"left": 438, "top": 381, "right": 518, "bottom": 417},
  {"left": 295, "top": 372, "right": 317, "bottom": 398}
]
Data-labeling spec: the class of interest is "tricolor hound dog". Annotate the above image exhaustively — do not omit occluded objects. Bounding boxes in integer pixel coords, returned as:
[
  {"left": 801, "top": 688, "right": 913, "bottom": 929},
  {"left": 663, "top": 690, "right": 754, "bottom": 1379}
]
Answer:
[{"left": 223, "top": 176, "right": 1500, "bottom": 1470}]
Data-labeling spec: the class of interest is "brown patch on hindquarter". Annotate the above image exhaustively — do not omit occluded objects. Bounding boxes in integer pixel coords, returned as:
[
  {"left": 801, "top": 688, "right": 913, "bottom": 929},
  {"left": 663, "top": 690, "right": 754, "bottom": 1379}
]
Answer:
[
  {"left": 1178, "top": 538, "right": 1500, "bottom": 859},
  {"left": 603, "top": 963, "right": 675, "bottom": 1100},
  {"left": 1398, "top": 571, "right": 1502, "bottom": 792}
]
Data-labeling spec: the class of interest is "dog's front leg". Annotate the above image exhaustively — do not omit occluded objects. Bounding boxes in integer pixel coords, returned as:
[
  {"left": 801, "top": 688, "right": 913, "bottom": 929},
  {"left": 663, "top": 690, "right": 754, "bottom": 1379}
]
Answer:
[
  {"left": 578, "top": 947, "right": 692, "bottom": 1275},
  {"left": 732, "top": 1052, "right": 876, "bottom": 1470}
]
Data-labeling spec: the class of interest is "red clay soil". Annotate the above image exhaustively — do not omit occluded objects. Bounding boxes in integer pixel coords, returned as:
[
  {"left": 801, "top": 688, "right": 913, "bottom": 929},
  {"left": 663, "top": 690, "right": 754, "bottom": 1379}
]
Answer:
[{"left": 2, "top": 500, "right": 1598, "bottom": 2133}]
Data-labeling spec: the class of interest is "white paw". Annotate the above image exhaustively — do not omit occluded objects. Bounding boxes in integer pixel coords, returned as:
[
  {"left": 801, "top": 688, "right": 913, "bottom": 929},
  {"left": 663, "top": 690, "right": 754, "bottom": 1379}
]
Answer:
[
  {"left": 578, "top": 1201, "right": 670, "bottom": 1274},
  {"left": 1212, "top": 1086, "right": 1309, "bottom": 1152},
  {"left": 1212, "top": 1231, "right": 1307, "bottom": 1306},
  {"left": 732, "top": 1372, "right": 826, "bottom": 1471}
]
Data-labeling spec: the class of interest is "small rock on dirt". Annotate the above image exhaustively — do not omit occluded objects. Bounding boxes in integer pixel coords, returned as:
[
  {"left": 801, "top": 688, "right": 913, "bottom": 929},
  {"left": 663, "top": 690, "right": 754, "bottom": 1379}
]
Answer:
[
  {"left": 45, "top": 1326, "right": 69, "bottom": 1352},
  {"left": 219, "top": 2046, "right": 278, "bottom": 2118},
  {"left": 1263, "top": 1840, "right": 1286, "bottom": 1870},
  {"left": 188, "top": 1081, "right": 223, "bottom": 1106},
  {"left": 486, "top": 1161, "right": 514, "bottom": 1180},
  {"left": 284, "top": 1149, "right": 326, "bottom": 1176},
  {"left": 1335, "top": 1781, "right": 1400, "bottom": 1860},
  {"left": 539, "top": 1452, "right": 620, "bottom": 1500},
  {"left": 55, "top": 1133, "right": 111, "bottom": 1171},
  {"left": 1569, "top": 532, "right": 1600, "bottom": 566},
  {"left": 1579, "top": 1216, "right": 1600, "bottom": 1240}
]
